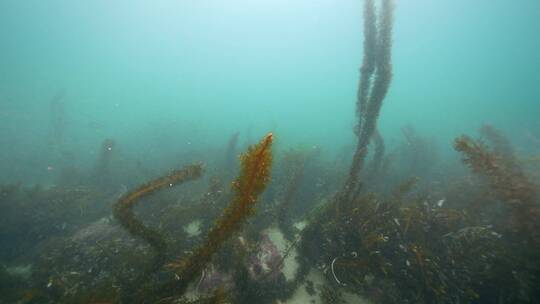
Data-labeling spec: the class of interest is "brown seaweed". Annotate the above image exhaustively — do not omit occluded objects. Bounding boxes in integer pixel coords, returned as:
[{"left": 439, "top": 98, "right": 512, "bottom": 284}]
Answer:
[
  {"left": 454, "top": 135, "right": 536, "bottom": 207},
  {"left": 341, "top": 0, "right": 395, "bottom": 203},
  {"left": 166, "top": 133, "right": 273, "bottom": 297},
  {"left": 454, "top": 134, "right": 540, "bottom": 246},
  {"left": 113, "top": 163, "right": 203, "bottom": 298}
]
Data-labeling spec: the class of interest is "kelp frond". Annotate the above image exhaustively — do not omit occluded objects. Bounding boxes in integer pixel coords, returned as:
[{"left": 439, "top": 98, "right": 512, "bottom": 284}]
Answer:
[
  {"left": 113, "top": 163, "right": 203, "bottom": 296},
  {"left": 168, "top": 133, "right": 274, "bottom": 296},
  {"left": 341, "top": 0, "right": 395, "bottom": 203},
  {"left": 114, "top": 164, "right": 204, "bottom": 252},
  {"left": 454, "top": 135, "right": 535, "bottom": 206}
]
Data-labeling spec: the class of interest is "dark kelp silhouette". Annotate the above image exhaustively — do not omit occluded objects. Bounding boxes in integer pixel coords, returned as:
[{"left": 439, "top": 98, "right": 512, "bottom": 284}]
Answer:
[
  {"left": 341, "top": 0, "right": 395, "bottom": 203},
  {"left": 113, "top": 164, "right": 203, "bottom": 299}
]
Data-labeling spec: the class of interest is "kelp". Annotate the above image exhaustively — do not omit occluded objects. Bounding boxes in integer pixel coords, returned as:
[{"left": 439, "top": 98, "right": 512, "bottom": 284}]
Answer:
[
  {"left": 454, "top": 135, "right": 536, "bottom": 207},
  {"left": 113, "top": 164, "right": 203, "bottom": 298},
  {"left": 4, "top": 0, "right": 540, "bottom": 301},
  {"left": 165, "top": 133, "right": 273, "bottom": 297},
  {"left": 341, "top": 0, "right": 395, "bottom": 203},
  {"left": 454, "top": 133, "right": 540, "bottom": 261}
]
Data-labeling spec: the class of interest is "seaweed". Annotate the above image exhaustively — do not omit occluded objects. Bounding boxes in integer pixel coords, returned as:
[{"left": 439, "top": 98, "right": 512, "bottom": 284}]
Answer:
[
  {"left": 454, "top": 135, "right": 536, "bottom": 207},
  {"left": 341, "top": 0, "right": 395, "bottom": 203},
  {"left": 165, "top": 133, "right": 273, "bottom": 297},
  {"left": 5, "top": 0, "right": 540, "bottom": 302},
  {"left": 453, "top": 132, "right": 540, "bottom": 272},
  {"left": 113, "top": 164, "right": 203, "bottom": 298},
  {"left": 299, "top": 192, "right": 505, "bottom": 304}
]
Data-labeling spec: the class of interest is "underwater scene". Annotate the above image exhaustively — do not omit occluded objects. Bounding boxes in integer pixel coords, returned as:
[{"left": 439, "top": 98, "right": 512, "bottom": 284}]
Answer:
[{"left": 1, "top": 0, "right": 540, "bottom": 303}]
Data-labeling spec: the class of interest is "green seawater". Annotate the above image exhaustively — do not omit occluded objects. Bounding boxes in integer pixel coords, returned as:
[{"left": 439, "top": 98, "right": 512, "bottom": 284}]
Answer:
[{"left": 1, "top": 0, "right": 538, "bottom": 184}]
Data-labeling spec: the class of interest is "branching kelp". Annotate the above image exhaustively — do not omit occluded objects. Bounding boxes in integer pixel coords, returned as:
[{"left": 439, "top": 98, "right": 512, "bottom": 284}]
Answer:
[
  {"left": 454, "top": 135, "right": 536, "bottom": 207},
  {"left": 453, "top": 131, "right": 540, "bottom": 302},
  {"left": 454, "top": 133, "right": 540, "bottom": 252},
  {"left": 166, "top": 133, "right": 273, "bottom": 297}
]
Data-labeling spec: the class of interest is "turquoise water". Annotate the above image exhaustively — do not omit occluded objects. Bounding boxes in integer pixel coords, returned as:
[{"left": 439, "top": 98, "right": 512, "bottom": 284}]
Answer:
[{"left": 1, "top": 0, "right": 538, "bottom": 184}]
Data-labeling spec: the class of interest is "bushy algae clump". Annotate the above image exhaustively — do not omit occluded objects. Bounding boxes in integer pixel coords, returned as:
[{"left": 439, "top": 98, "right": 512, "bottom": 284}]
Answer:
[
  {"left": 454, "top": 135, "right": 536, "bottom": 206},
  {"left": 454, "top": 132, "right": 539, "bottom": 238}
]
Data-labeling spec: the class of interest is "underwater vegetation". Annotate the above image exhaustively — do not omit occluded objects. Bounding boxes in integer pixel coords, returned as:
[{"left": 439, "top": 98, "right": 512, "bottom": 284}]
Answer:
[
  {"left": 341, "top": 0, "right": 394, "bottom": 203},
  {"left": 1, "top": 1, "right": 539, "bottom": 303},
  {"left": 113, "top": 164, "right": 203, "bottom": 299},
  {"left": 454, "top": 127, "right": 540, "bottom": 241},
  {"left": 163, "top": 133, "right": 273, "bottom": 298}
]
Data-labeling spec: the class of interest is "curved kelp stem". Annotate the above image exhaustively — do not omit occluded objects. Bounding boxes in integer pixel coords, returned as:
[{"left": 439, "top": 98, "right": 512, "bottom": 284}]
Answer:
[
  {"left": 113, "top": 164, "right": 203, "bottom": 298},
  {"left": 164, "top": 133, "right": 274, "bottom": 298}
]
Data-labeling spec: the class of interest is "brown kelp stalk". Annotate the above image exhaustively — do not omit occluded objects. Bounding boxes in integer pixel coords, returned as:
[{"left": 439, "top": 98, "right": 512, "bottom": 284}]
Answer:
[
  {"left": 113, "top": 164, "right": 203, "bottom": 284},
  {"left": 355, "top": 0, "right": 378, "bottom": 134},
  {"left": 167, "top": 133, "right": 273, "bottom": 296},
  {"left": 342, "top": 0, "right": 395, "bottom": 202}
]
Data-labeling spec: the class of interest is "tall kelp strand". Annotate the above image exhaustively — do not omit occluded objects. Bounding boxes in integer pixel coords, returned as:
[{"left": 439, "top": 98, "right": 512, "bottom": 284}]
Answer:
[
  {"left": 167, "top": 133, "right": 273, "bottom": 296},
  {"left": 113, "top": 164, "right": 203, "bottom": 298},
  {"left": 342, "top": 0, "right": 394, "bottom": 203}
]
